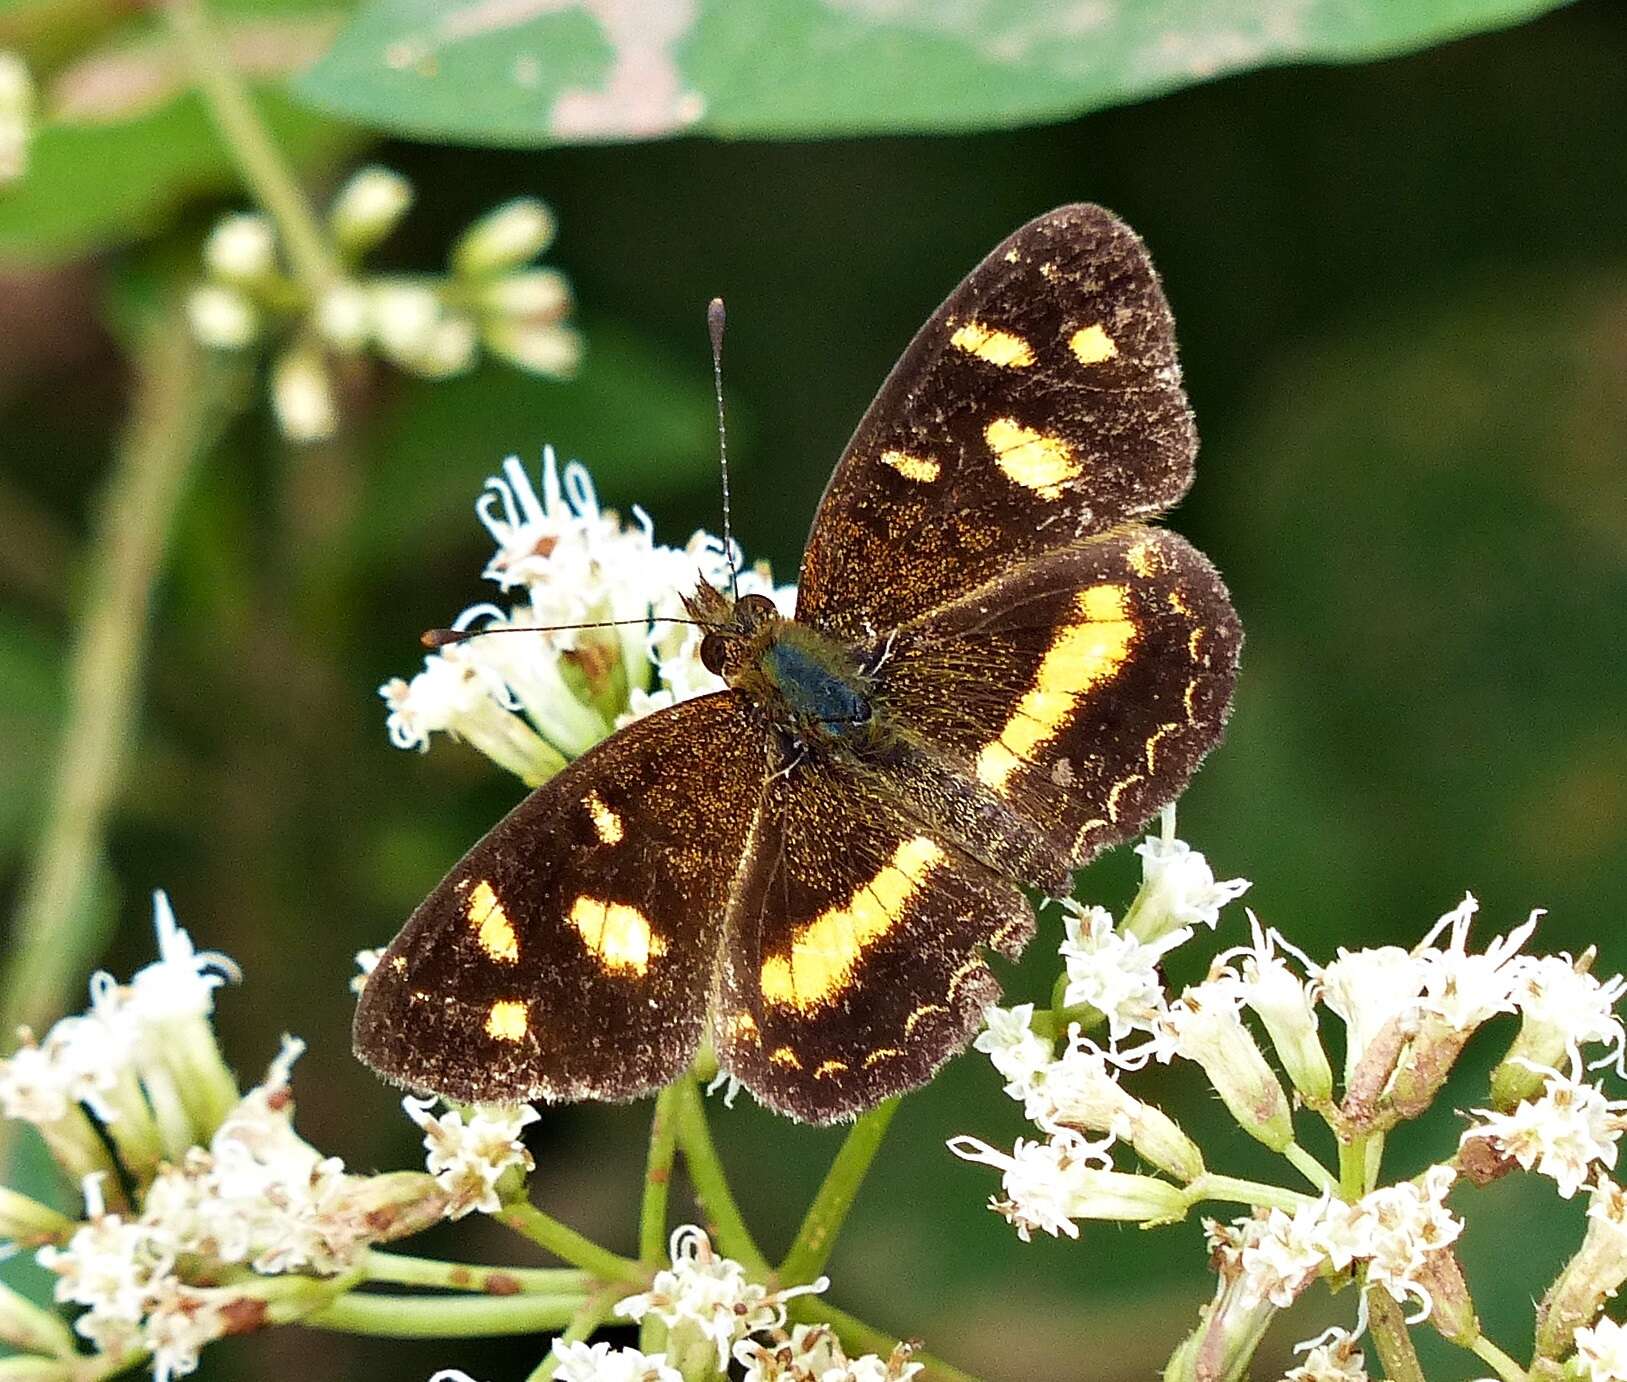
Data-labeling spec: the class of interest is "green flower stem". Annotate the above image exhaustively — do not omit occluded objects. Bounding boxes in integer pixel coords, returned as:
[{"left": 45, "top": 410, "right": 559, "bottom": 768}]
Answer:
[
  {"left": 1184, "top": 1173, "right": 1315, "bottom": 1215},
  {"left": 0, "top": 312, "right": 240, "bottom": 1047},
  {"left": 305, "top": 1290, "right": 590, "bottom": 1337},
  {"left": 1029, "top": 1001, "right": 1105, "bottom": 1041},
  {"left": 671, "top": 1076, "right": 770, "bottom": 1279},
  {"left": 495, "top": 1200, "right": 648, "bottom": 1286},
  {"left": 790, "top": 1298, "right": 982, "bottom": 1382},
  {"left": 779, "top": 1098, "right": 899, "bottom": 1286},
  {"left": 1282, "top": 1142, "right": 1339, "bottom": 1195},
  {"left": 640, "top": 1082, "right": 681, "bottom": 1264},
  {"left": 527, "top": 1285, "right": 622, "bottom": 1382},
  {"left": 1366, "top": 1284, "right": 1426, "bottom": 1382},
  {"left": 363, "top": 1250, "right": 592, "bottom": 1295},
  {"left": 160, "top": 0, "right": 339, "bottom": 296},
  {"left": 1472, "top": 1335, "right": 1530, "bottom": 1382}
]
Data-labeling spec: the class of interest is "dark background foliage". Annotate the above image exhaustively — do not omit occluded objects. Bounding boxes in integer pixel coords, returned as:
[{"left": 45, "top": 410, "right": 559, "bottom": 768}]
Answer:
[{"left": 1, "top": 1, "right": 1624, "bottom": 1377}]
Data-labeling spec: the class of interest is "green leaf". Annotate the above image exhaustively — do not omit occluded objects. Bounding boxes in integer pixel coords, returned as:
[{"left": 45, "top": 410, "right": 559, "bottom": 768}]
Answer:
[{"left": 295, "top": 0, "right": 1578, "bottom": 147}]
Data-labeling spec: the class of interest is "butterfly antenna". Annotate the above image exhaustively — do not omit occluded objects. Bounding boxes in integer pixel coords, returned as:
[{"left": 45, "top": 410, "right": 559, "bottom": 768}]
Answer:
[
  {"left": 708, "top": 296, "right": 739, "bottom": 601},
  {"left": 422, "top": 617, "right": 711, "bottom": 649}
]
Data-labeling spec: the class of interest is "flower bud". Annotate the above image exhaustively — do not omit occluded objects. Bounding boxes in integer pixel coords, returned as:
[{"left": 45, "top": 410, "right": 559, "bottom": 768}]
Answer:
[
  {"left": 479, "top": 268, "right": 572, "bottom": 322},
  {"left": 483, "top": 321, "right": 582, "bottom": 378},
  {"left": 1414, "top": 1248, "right": 1479, "bottom": 1346},
  {"left": 1161, "top": 988, "right": 1294, "bottom": 1151},
  {"left": 333, "top": 1171, "right": 451, "bottom": 1243},
  {"left": 187, "top": 285, "right": 260, "bottom": 351},
  {"left": 315, "top": 283, "right": 371, "bottom": 354},
  {"left": 0, "top": 1281, "right": 76, "bottom": 1359},
  {"left": 402, "top": 314, "right": 478, "bottom": 380},
  {"left": 1163, "top": 1274, "right": 1275, "bottom": 1382},
  {"left": 1384, "top": 1014, "right": 1474, "bottom": 1124},
  {"left": 1232, "top": 920, "right": 1334, "bottom": 1106},
  {"left": 328, "top": 165, "right": 414, "bottom": 254},
  {"left": 0, "top": 51, "right": 36, "bottom": 184},
  {"left": 0, "top": 1187, "right": 74, "bottom": 1248},
  {"left": 0, "top": 1359, "right": 73, "bottom": 1382},
  {"left": 271, "top": 347, "right": 339, "bottom": 444},
  {"left": 204, "top": 213, "right": 277, "bottom": 284},
  {"left": 1492, "top": 949, "right": 1622, "bottom": 1111},
  {"left": 453, "top": 198, "right": 556, "bottom": 277},
  {"left": 1535, "top": 1178, "right": 1627, "bottom": 1362},
  {"left": 369, "top": 281, "right": 442, "bottom": 364}
]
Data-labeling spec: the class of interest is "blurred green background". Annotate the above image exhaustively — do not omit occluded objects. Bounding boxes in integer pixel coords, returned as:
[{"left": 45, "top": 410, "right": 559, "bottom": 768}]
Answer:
[{"left": 1, "top": 0, "right": 1624, "bottom": 1378}]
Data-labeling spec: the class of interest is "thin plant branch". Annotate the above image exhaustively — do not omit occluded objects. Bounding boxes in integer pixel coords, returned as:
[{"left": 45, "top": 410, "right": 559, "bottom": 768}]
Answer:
[
  {"left": 671, "top": 1076, "right": 770, "bottom": 1279},
  {"left": 779, "top": 1097, "right": 899, "bottom": 1286}
]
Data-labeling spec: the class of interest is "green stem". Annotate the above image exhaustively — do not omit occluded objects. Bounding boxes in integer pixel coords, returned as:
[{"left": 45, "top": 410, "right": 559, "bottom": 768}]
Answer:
[
  {"left": 160, "top": 0, "right": 339, "bottom": 295},
  {"left": 779, "top": 1098, "right": 899, "bottom": 1286},
  {"left": 1282, "top": 1142, "right": 1339, "bottom": 1195},
  {"left": 363, "top": 1250, "right": 591, "bottom": 1295},
  {"left": 527, "top": 1285, "right": 622, "bottom": 1382},
  {"left": 495, "top": 1200, "right": 647, "bottom": 1286},
  {"left": 791, "top": 1298, "right": 983, "bottom": 1382},
  {"left": 672, "top": 1076, "right": 770, "bottom": 1278},
  {"left": 1471, "top": 1335, "right": 1530, "bottom": 1382},
  {"left": 640, "top": 1083, "right": 680, "bottom": 1264},
  {"left": 305, "top": 1290, "right": 590, "bottom": 1338},
  {"left": 1184, "top": 1173, "right": 1315, "bottom": 1215},
  {"left": 1, "top": 312, "right": 237, "bottom": 1044},
  {"left": 1366, "top": 1285, "right": 1426, "bottom": 1382},
  {"left": 1338, "top": 1137, "right": 1368, "bottom": 1201}
]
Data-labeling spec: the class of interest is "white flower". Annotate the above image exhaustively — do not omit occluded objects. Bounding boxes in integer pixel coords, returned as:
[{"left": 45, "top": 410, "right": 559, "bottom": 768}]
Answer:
[
  {"left": 1284, "top": 1325, "right": 1368, "bottom": 1381},
  {"left": 1057, "top": 902, "right": 1178, "bottom": 1040},
  {"left": 328, "top": 165, "right": 413, "bottom": 252},
  {"left": 126, "top": 891, "right": 240, "bottom": 1022},
  {"left": 615, "top": 1226, "right": 826, "bottom": 1372},
  {"left": 1465, "top": 1057, "right": 1626, "bottom": 1198},
  {"left": 402, "top": 1097, "right": 538, "bottom": 1217},
  {"left": 1576, "top": 1315, "right": 1627, "bottom": 1380},
  {"left": 1414, "top": 893, "right": 1537, "bottom": 1033},
  {"left": 973, "top": 1004, "right": 1053, "bottom": 1098},
  {"left": 1130, "top": 833, "right": 1250, "bottom": 935},
  {"left": 454, "top": 198, "right": 556, "bottom": 277},
  {"left": 1512, "top": 952, "right": 1627, "bottom": 1071},
  {"left": 735, "top": 1322, "right": 923, "bottom": 1381},
  {"left": 203, "top": 213, "right": 276, "bottom": 283},
  {"left": 186, "top": 285, "right": 260, "bottom": 350},
  {"left": 0, "top": 51, "right": 35, "bottom": 183},
  {"left": 1352, "top": 1165, "right": 1463, "bottom": 1320},
  {"left": 1237, "top": 1200, "right": 1344, "bottom": 1308},
  {"left": 549, "top": 1340, "right": 682, "bottom": 1382},
  {"left": 270, "top": 347, "right": 338, "bottom": 444},
  {"left": 350, "top": 948, "right": 382, "bottom": 995},
  {"left": 1218, "top": 914, "right": 1333, "bottom": 1103},
  {"left": 1312, "top": 945, "right": 1425, "bottom": 1082}
]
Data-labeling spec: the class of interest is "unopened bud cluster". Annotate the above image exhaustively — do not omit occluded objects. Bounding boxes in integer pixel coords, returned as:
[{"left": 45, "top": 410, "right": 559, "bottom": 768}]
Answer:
[
  {"left": 0, "top": 51, "right": 33, "bottom": 183},
  {"left": 186, "top": 167, "right": 581, "bottom": 442},
  {"left": 954, "top": 828, "right": 1627, "bottom": 1382}
]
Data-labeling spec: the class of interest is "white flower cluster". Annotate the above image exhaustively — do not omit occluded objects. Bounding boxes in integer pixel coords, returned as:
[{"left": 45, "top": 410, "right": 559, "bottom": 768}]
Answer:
[
  {"left": 187, "top": 170, "right": 580, "bottom": 442},
  {"left": 402, "top": 1096, "right": 538, "bottom": 1217},
  {"left": 953, "top": 832, "right": 1627, "bottom": 1379},
  {"left": 0, "top": 50, "right": 32, "bottom": 183},
  {"left": 380, "top": 449, "right": 793, "bottom": 782}
]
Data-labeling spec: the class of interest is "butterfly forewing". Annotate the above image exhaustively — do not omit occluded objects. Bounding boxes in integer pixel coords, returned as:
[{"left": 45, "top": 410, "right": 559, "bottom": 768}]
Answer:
[
  {"left": 354, "top": 692, "right": 768, "bottom": 1105},
  {"left": 796, "top": 204, "right": 1196, "bottom": 642},
  {"left": 712, "top": 759, "right": 1033, "bottom": 1122},
  {"left": 872, "top": 526, "right": 1241, "bottom": 874}
]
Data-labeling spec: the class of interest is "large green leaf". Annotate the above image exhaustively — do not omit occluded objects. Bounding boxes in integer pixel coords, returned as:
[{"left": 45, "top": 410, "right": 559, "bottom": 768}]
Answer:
[{"left": 295, "top": 0, "right": 1577, "bottom": 147}]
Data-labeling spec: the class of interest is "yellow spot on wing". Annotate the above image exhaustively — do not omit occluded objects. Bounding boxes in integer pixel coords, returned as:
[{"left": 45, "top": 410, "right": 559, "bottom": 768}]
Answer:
[
  {"left": 904, "top": 1003, "right": 947, "bottom": 1036},
  {"left": 1069, "top": 323, "right": 1118, "bottom": 365},
  {"left": 485, "top": 1000, "right": 527, "bottom": 1041},
  {"left": 769, "top": 1046, "right": 802, "bottom": 1069},
  {"left": 950, "top": 320, "right": 1036, "bottom": 367},
  {"left": 984, "top": 417, "right": 1080, "bottom": 499},
  {"left": 976, "top": 584, "right": 1137, "bottom": 791},
  {"left": 584, "top": 791, "right": 623, "bottom": 844},
  {"left": 880, "top": 449, "right": 940, "bottom": 483},
  {"left": 759, "top": 836, "right": 944, "bottom": 1011},
  {"left": 862, "top": 1046, "right": 902, "bottom": 1069},
  {"left": 567, "top": 896, "right": 666, "bottom": 974},
  {"left": 1126, "top": 537, "right": 1159, "bottom": 576},
  {"left": 814, "top": 1060, "right": 848, "bottom": 1079},
  {"left": 466, "top": 880, "right": 519, "bottom": 963}
]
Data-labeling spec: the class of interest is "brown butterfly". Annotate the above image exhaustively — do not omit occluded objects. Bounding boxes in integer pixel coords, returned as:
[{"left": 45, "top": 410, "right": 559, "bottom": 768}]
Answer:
[{"left": 354, "top": 204, "right": 1241, "bottom": 1123}]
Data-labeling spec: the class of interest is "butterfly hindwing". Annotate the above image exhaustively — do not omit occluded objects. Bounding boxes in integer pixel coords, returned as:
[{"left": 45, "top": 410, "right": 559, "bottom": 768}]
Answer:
[
  {"left": 712, "top": 759, "right": 1033, "bottom": 1122},
  {"left": 871, "top": 526, "right": 1241, "bottom": 877},
  {"left": 354, "top": 691, "right": 768, "bottom": 1105},
  {"left": 797, "top": 204, "right": 1195, "bottom": 642}
]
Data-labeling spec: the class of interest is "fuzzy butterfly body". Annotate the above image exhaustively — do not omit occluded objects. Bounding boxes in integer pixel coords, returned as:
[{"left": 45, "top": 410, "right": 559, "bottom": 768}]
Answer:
[{"left": 354, "top": 205, "right": 1242, "bottom": 1123}]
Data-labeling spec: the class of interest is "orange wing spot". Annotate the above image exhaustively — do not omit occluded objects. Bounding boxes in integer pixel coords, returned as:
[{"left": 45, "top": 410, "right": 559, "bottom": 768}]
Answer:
[
  {"left": 584, "top": 791, "right": 624, "bottom": 844},
  {"left": 977, "top": 584, "right": 1136, "bottom": 791},
  {"left": 862, "top": 1046, "right": 903, "bottom": 1069},
  {"left": 813, "top": 1060, "right": 849, "bottom": 1080},
  {"left": 903, "top": 1003, "right": 948, "bottom": 1036},
  {"left": 880, "top": 449, "right": 941, "bottom": 483},
  {"left": 466, "top": 880, "right": 519, "bottom": 963},
  {"left": 951, "top": 320, "right": 1036, "bottom": 367},
  {"left": 1068, "top": 323, "right": 1119, "bottom": 365},
  {"left": 485, "top": 1000, "right": 528, "bottom": 1042},
  {"left": 1126, "top": 537, "right": 1160, "bottom": 576},
  {"left": 984, "top": 417, "right": 1080, "bottom": 499},
  {"left": 769, "top": 1046, "right": 803, "bottom": 1069},
  {"left": 759, "top": 836, "right": 944, "bottom": 1011},
  {"left": 567, "top": 896, "right": 666, "bottom": 974}
]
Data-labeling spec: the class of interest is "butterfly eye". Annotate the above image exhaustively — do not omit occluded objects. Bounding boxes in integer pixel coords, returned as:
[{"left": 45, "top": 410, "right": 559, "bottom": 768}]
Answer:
[
  {"left": 700, "top": 631, "right": 731, "bottom": 676},
  {"left": 734, "top": 592, "right": 779, "bottom": 625}
]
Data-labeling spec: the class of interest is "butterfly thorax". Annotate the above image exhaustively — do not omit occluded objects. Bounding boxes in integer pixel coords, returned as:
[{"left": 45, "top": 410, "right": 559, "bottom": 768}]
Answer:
[{"left": 688, "top": 587, "right": 874, "bottom": 745}]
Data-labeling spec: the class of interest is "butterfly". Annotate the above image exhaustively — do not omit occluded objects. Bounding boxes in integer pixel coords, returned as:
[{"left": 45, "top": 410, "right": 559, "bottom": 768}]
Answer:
[{"left": 354, "top": 204, "right": 1241, "bottom": 1124}]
